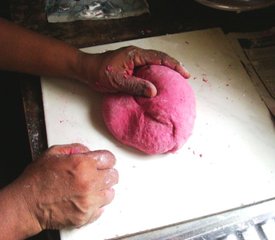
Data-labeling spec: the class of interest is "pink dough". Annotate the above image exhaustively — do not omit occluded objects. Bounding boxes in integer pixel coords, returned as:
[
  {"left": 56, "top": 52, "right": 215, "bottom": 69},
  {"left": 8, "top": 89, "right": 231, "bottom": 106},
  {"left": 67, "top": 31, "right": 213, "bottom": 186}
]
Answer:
[{"left": 102, "top": 65, "right": 196, "bottom": 154}]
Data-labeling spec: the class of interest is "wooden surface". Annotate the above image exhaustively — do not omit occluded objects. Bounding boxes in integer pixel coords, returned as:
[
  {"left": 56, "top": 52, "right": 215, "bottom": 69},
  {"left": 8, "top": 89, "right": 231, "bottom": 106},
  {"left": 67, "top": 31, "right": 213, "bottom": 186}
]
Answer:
[{"left": 6, "top": 1, "right": 275, "bottom": 239}]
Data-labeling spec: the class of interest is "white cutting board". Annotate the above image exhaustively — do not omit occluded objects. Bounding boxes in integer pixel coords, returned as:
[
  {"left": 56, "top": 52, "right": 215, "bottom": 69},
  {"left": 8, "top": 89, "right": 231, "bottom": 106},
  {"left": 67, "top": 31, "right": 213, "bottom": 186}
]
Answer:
[{"left": 41, "top": 28, "right": 275, "bottom": 240}]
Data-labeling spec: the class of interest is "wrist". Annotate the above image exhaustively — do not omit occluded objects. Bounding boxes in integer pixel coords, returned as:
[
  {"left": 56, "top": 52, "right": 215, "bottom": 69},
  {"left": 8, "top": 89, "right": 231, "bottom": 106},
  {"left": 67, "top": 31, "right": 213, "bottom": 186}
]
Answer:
[
  {"left": 74, "top": 50, "right": 100, "bottom": 88},
  {"left": 0, "top": 180, "right": 42, "bottom": 239}
]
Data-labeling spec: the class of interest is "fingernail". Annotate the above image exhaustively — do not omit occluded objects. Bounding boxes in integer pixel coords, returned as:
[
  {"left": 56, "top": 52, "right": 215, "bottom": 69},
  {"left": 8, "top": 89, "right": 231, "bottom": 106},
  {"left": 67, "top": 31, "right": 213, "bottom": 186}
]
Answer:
[
  {"left": 185, "top": 72, "right": 191, "bottom": 79},
  {"left": 94, "top": 150, "right": 116, "bottom": 168},
  {"left": 97, "top": 151, "right": 113, "bottom": 164},
  {"left": 179, "top": 63, "right": 191, "bottom": 79},
  {"left": 144, "top": 85, "right": 157, "bottom": 97}
]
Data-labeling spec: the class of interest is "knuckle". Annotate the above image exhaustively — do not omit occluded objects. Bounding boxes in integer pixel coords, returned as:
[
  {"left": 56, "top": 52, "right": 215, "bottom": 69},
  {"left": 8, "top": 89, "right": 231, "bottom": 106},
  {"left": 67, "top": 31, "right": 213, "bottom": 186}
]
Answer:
[
  {"left": 47, "top": 144, "right": 61, "bottom": 153},
  {"left": 77, "top": 181, "right": 90, "bottom": 194},
  {"left": 69, "top": 155, "right": 83, "bottom": 168},
  {"left": 77, "top": 174, "right": 94, "bottom": 193},
  {"left": 70, "top": 143, "right": 86, "bottom": 148},
  {"left": 95, "top": 150, "right": 114, "bottom": 158},
  {"left": 126, "top": 45, "right": 137, "bottom": 51},
  {"left": 126, "top": 45, "right": 139, "bottom": 56},
  {"left": 92, "top": 150, "right": 116, "bottom": 166},
  {"left": 68, "top": 157, "right": 96, "bottom": 191}
]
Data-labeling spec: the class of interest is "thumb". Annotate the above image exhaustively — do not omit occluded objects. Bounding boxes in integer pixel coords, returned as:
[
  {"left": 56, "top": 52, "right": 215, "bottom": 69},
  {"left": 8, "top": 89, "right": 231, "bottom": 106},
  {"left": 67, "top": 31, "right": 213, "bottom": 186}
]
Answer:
[
  {"left": 118, "top": 75, "right": 157, "bottom": 97},
  {"left": 48, "top": 143, "right": 90, "bottom": 155}
]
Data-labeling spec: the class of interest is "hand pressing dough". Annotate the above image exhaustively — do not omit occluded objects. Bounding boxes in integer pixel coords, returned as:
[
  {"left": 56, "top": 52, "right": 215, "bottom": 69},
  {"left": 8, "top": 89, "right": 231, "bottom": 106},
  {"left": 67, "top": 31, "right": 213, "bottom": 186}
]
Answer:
[{"left": 102, "top": 65, "right": 196, "bottom": 154}]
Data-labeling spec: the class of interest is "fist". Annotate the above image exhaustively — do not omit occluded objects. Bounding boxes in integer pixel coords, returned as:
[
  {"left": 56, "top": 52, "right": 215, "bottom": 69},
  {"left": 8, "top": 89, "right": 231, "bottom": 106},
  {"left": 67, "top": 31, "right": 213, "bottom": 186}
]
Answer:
[{"left": 17, "top": 143, "right": 118, "bottom": 230}]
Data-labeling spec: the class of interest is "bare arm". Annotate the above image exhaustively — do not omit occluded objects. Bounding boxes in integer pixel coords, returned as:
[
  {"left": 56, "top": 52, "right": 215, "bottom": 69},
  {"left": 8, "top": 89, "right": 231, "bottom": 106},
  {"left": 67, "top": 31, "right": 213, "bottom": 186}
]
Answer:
[
  {"left": 0, "top": 18, "right": 85, "bottom": 80},
  {"left": 0, "top": 18, "right": 189, "bottom": 97},
  {"left": 0, "top": 180, "right": 40, "bottom": 240}
]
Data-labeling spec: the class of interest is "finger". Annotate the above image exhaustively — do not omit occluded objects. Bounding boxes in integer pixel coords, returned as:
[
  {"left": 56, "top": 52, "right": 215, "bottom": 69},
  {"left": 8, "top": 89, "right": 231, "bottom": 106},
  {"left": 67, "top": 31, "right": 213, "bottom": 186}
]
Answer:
[
  {"left": 87, "top": 208, "right": 104, "bottom": 224},
  {"left": 115, "top": 75, "right": 157, "bottom": 97},
  {"left": 136, "top": 49, "right": 190, "bottom": 79},
  {"left": 87, "top": 150, "right": 116, "bottom": 169},
  {"left": 174, "top": 64, "right": 191, "bottom": 79},
  {"left": 98, "top": 168, "right": 119, "bottom": 190},
  {"left": 75, "top": 189, "right": 115, "bottom": 227},
  {"left": 87, "top": 188, "right": 115, "bottom": 209},
  {"left": 76, "top": 208, "right": 104, "bottom": 228},
  {"left": 98, "top": 188, "right": 116, "bottom": 207},
  {"left": 48, "top": 143, "right": 90, "bottom": 155}
]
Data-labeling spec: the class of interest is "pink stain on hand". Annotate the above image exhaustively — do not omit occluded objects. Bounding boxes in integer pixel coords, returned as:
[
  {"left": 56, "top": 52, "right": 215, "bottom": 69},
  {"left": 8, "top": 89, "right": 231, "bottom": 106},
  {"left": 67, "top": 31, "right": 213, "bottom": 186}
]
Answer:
[
  {"left": 69, "top": 146, "right": 87, "bottom": 154},
  {"left": 106, "top": 65, "right": 113, "bottom": 72},
  {"left": 122, "top": 70, "right": 132, "bottom": 79},
  {"left": 125, "top": 69, "right": 133, "bottom": 76}
]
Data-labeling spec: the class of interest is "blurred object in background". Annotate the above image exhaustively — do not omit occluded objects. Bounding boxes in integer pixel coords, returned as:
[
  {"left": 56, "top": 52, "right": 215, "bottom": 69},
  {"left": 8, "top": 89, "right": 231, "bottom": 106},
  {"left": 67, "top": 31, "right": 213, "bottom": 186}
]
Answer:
[
  {"left": 227, "top": 27, "right": 275, "bottom": 116},
  {"left": 46, "top": 0, "right": 149, "bottom": 23},
  {"left": 194, "top": 0, "right": 275, "bottom": 12}
]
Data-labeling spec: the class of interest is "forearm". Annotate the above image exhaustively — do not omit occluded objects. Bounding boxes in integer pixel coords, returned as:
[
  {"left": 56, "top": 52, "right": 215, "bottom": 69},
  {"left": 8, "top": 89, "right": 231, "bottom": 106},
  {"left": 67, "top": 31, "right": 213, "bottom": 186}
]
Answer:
[
  {"left": 0, "top": 18, "right": 92, "bottom": 81},
  {"left": 0, "top": 182, "right": 40, "bottom": 240}
]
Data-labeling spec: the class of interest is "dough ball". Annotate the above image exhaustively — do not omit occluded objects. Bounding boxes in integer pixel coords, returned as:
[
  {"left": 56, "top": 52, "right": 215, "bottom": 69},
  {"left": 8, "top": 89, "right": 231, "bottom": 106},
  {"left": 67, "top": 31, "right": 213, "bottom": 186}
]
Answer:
[{"left": 102, "top": 65, "right": 196, "bottom": 154}]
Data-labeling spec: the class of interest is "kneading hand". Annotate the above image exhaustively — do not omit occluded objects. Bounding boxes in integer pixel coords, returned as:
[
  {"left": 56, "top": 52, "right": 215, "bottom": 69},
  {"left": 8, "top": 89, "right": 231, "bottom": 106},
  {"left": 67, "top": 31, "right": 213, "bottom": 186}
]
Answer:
[
  {"left": 12, "top": 143, "right": 118, "bottom": 231},
  {"left": 79, "top": 46, "right": 190, "bottom": 97}
]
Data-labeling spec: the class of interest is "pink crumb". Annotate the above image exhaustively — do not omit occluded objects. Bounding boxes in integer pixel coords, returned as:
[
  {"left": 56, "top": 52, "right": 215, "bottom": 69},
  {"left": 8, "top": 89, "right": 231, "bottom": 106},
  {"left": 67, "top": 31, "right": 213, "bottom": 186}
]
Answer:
[{"left": 202, "top": 78, "right": 208, "bottom": 83}]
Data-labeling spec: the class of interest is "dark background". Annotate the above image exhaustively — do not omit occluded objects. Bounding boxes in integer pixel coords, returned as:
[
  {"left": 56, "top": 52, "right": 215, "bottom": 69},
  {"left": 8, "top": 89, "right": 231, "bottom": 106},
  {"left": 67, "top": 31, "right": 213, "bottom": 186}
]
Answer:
[
  {"left": 0, "top": 3, "right": 31, "bottom": 191},
  {"left": 0, "top": 2, "right": 56, "bottom": 240}
]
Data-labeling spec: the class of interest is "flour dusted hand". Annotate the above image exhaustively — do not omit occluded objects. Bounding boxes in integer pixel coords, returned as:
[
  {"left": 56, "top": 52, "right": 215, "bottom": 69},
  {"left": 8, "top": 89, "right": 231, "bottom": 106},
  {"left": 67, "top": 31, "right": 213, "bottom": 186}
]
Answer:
[
  {"left": 11, "top": 144, "right": 118, "bottom": 230},
  {"left": 79, "top": 46, "right": 190, "bottom": 97}
]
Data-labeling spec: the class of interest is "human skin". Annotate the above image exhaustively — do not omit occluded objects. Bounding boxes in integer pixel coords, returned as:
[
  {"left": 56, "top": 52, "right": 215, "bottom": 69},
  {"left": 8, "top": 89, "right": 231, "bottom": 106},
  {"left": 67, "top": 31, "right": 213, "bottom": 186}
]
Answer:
[
  {"left": 0, "top": 17, "right": 190, "bottom": 239},
  {"left": 79, "top": 45, "right": 190, "bottom": 96},
  {"left": 0, "top": 144, "right": 118, "bottom": 239},
  {"left": 0, "top": 18, "right": 189, "bottom": 97}
]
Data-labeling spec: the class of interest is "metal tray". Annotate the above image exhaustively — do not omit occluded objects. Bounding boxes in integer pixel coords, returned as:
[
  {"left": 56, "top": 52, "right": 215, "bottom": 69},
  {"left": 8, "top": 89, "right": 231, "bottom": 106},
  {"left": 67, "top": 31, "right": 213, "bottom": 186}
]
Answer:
[{"left": 194, "top": 0, "right": 275, "bottom": 12}]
